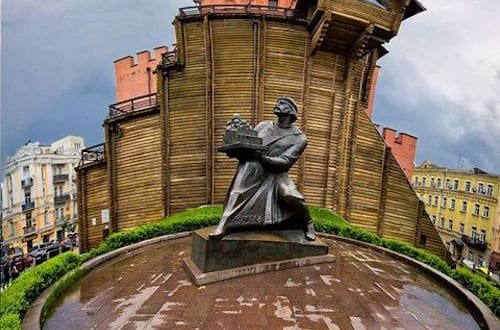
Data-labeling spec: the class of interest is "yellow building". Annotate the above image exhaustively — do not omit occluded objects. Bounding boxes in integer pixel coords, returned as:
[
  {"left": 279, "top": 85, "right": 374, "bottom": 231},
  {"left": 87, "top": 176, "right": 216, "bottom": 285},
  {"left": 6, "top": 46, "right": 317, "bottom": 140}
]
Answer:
[
  {"left": 412, "top": 160, "right": 500, "bottom": 271},
  {"left": 1, "top": 136, "right": 84, "bottom": 253}
]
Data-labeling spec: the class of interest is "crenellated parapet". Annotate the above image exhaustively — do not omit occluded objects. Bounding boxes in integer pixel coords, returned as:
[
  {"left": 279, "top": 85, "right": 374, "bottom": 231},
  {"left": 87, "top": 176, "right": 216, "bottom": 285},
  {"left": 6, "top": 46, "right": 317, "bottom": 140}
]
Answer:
[
  {"left": 114, "top": 46, "right": 168, "bottom": 103},
  {"left": 381, "top": 127, "right": 418, "bottom": 179}
]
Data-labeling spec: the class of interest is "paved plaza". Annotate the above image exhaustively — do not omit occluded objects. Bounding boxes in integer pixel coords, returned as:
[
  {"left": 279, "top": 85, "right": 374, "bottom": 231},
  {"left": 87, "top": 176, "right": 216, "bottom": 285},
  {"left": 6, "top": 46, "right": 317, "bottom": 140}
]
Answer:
[{"left": 45, "top": 236, "right": 479, "bottom": 329}]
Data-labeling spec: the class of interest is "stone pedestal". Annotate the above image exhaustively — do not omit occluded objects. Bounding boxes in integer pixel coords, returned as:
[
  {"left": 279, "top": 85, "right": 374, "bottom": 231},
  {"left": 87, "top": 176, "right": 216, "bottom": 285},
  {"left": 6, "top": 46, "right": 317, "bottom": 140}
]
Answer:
[{"left": 184, "top": 226, "right": 335, "bottom": 285}]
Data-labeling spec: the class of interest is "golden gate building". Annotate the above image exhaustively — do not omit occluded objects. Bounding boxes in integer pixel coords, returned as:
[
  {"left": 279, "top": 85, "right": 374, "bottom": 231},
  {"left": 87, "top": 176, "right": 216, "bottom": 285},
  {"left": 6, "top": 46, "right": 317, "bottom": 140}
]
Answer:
[{"left": 77, "top": 0, "right": 446, "bottom": 257}]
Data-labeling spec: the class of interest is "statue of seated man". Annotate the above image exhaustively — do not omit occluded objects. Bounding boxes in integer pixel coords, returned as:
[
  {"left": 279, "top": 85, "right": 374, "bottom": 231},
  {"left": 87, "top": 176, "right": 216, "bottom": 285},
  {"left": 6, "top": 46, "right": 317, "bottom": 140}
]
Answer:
[{"left": 210, "top": 97, "right": 315, "bottom": 241}]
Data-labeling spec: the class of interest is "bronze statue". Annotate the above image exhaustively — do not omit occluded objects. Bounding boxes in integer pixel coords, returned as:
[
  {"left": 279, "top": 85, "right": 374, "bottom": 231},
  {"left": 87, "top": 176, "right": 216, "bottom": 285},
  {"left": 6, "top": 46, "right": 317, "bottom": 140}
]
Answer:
[{"left": 211, "top": 97, "right": 315, "bottom": 241}]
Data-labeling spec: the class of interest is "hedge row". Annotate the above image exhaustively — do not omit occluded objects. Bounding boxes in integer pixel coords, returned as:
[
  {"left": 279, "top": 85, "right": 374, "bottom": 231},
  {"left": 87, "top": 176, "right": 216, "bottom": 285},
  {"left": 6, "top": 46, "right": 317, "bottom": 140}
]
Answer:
[{"left": 1, "top": 205, "right": 498, "bottom": 330}]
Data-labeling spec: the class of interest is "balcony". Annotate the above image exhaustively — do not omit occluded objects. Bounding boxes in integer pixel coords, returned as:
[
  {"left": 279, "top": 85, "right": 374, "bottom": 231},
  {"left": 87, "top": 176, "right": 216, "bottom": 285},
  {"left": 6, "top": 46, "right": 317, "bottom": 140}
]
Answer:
[
  {"left": 79, "top": 143, "right": 106, "bottom": 167},
  {"left": 54, "top": 194, "right": 71, "bottom": 204},
  {"left": 21, "top": 177, "right": 34, "bottom": 188},
  {"left": 462, "top": 235, "right": 487, "bottom": 252},
  {"left": 22, "top": 201, "right": 35, "bottom": 212},
  {"left": 108, "top": 93, "right": 158, "bottom": 119},
  {"left": 55, "top": 217, "right": 67, "bottom": 225},
  {"left": 53, "top": 174, "right": 69, "bottom": 183},
  {"left": 23, "top": 226, "right": 37, "bottom": 236}
]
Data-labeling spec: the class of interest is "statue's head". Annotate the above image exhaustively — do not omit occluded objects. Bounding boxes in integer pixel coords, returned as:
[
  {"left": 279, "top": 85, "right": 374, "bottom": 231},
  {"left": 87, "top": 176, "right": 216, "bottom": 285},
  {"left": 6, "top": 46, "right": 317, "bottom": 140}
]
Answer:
[{"left": 273, "top": 97, "right": 298, "bottom": 122}]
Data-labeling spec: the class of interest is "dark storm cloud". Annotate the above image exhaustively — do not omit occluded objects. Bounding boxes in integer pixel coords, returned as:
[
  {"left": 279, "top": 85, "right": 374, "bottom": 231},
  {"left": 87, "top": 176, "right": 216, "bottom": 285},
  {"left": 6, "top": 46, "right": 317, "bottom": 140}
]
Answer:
[
  {"left": 1, "top": 0, "right": 190, "bottom": 175},
  {"left": 374, "top": 0, "right": 500, "bottom": 173}
]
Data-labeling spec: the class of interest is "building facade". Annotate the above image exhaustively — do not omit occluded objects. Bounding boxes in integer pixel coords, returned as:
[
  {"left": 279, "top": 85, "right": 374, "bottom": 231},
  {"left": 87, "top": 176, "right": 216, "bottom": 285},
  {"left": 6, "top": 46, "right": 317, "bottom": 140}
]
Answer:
[
  {"left": 1, "top": 136, "right": 84, "bottom": 253},
  {"left": 412, "top": 161, "right": 500, "bottom": 270}
]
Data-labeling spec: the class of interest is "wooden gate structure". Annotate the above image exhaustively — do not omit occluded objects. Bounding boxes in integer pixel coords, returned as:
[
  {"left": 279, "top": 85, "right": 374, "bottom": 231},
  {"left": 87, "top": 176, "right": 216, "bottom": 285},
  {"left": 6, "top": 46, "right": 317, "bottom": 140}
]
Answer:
[{"left": 77, "top": 0, "right": 446, "bottom": 258}]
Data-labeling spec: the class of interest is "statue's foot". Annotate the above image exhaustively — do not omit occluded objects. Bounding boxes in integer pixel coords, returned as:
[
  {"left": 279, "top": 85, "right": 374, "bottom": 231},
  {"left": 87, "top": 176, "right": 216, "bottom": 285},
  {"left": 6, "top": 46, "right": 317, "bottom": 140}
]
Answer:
[
  {"left": 305, "top": 222, "right": 316, "bottom": 241},
  {"left": 208, "top": 229, "right": 226, "bottom": 240}
]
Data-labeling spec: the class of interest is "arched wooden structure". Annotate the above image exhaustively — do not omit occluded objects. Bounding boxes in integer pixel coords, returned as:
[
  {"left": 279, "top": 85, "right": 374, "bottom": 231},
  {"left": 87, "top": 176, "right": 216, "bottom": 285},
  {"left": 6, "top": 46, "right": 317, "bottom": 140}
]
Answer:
[{"left": 77, "top": 0, "right": 446, "bottom": 258}]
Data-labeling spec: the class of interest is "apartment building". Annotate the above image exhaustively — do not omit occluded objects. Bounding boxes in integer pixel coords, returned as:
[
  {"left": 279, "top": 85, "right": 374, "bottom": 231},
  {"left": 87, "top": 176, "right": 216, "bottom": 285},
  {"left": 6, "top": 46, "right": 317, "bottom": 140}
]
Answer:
[
  {"left": 412, "top": 160, "right": 500, "bottom": 270},
  {"left": 1, "top": 136, "right": 84, "bottom": 253}
]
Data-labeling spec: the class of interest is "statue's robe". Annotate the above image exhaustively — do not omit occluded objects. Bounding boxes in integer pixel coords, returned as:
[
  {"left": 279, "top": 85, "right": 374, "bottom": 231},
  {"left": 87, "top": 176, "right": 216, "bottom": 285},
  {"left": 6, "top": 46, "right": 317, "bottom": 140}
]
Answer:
[{"left": 215, "top": 120, "right": 308, "bottom": 233}]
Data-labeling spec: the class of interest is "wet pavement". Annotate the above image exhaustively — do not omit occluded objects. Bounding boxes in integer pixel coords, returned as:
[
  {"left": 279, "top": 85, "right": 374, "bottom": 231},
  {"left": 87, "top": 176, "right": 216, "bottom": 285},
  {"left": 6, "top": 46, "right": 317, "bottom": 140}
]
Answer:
[{"left": 45, "top": 236, "right": 479, "bottom": 329}]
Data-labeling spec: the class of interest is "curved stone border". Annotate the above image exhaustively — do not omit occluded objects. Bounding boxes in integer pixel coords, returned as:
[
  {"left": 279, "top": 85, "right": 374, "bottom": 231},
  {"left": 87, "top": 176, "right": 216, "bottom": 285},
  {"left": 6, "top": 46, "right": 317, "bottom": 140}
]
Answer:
[
  {"left": 22, "top": 231, "right": 192, "bottom": 330},
  {"left": 319, "top": 233, "right": 499, "bottom": 330},
  {"left": 24, "top": 230, "right": 499, "bottom": 330}
]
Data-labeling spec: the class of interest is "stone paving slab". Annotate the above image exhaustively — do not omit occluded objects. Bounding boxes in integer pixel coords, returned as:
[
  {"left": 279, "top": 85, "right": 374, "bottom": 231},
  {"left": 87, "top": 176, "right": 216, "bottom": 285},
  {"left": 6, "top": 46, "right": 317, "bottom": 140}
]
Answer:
[{"left": 44, "top": 236, "right": 480, "bottom": 329}]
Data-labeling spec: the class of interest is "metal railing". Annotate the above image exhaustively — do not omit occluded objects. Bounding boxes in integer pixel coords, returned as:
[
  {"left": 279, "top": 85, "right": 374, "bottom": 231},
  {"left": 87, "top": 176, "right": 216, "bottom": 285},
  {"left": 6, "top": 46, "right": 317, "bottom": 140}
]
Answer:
[
  {"left": 23, "top": 226, "right": 36, "bottom": 236},
  {"left": 462, "top": 235, "right": 487, "bottom": 251},
  {"left": 21, "top": 177, "right": 34, "bottom": 188},
  {"left": 54, "top": 194, "right": 71, "bottom": 204},
  {"left": 22, "top": 201, "right": 35, "bottom": 212},
  {"left": 80, "top": 143, "right": 106, "bottom": 166},
  {"left": 108, "top": 93, "right": 158, "bottom": 119},
  {"left": 178, "top": 5, "right": 296, "bottom": 19},
  {"left": 161, "top": 50, "right": 178, "bottom": 67},
  {"left": 53, "top": 174, "right": 69, "bottom": 183}
]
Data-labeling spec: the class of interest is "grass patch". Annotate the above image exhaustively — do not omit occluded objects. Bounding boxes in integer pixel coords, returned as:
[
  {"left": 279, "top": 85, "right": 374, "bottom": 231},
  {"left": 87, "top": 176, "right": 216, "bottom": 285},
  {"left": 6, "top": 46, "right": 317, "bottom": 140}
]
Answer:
[{"left": 1, "top": 204, "right": 498, "bottom": 329}]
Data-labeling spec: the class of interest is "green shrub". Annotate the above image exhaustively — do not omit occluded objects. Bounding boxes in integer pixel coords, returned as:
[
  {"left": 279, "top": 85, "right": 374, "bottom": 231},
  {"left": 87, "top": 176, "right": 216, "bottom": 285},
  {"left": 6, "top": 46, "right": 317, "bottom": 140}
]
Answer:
[{"left": 0, "top": 313, "right": 21, "bottom": 330}]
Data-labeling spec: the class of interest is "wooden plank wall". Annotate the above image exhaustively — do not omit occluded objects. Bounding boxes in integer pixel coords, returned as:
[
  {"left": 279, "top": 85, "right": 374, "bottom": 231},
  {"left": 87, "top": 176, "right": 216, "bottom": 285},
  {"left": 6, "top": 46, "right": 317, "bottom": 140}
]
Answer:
[
  {"left": 78, "top": 163, "right": 108, "bottom": 251},
  {"left": 167, "top": 21, "right": 208, "bottom": 213},
  {"left": 349, "top": 110, "right": 385, "bottom": 233},
  {"left": 262, "top": 20, "right": 309, "bottom": 184},
  {"left": 302, "top": 51, "right": 344, "bottom": 207},
  {"left": 113, "top": 114, "right": 164, "bottom": 230},
  {"left": 211, "top": 19, "right": 255, "bottom": 202},
  {"left": 379, "top": 153, "right": 419, "bottom": 243}
]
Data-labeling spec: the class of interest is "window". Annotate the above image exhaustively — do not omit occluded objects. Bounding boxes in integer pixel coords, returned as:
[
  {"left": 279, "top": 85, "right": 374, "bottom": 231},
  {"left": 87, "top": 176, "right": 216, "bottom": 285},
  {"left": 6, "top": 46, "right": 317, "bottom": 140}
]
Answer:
[
  {"left": 448, "top": 219, "right": 453, "bottom": 231},
  {"left": 419, "top": 235, "right": 427, "bottom": 246},
  {"left": 44, "top": 209, "right": 49, "bottom": 225},
  {"left": 459, "top": 223, "right": 464, "bottom": 234},
  {"left": 486, "top": 185, "right": 493, "bottom": 196},
  {"left": 483, "top": 206, "right": 490, "bottom": 218},
  {"left": 461, "top": 201, "right": 467, "bottom": 213},
  {"left": 422, "top": 177, "right": 427, "bottom": 186},
  {"left": 23, "top": 166, "right": 30, "bottom": 178},
  {"left": 269, "top": 0, "right": 278, "bottom": 8},
  {"left": 439, "top": 216, "right": 445, "bottom": 228},
  {"left": 453, "top": 179, "right": 459, "bottom": 190},
  {"left": 450, "top": 199, "right": 456, "bottom": 210},
  {"left": 437, "top": 178, "right": 442, "bottom": 188},
  {"left": 478, "top": 183, "right": 484, "bottom": 194},
  {"left": 427, "top": 195, "right": 432, "bottom": 205},
  {"left": 413, "top": 176, "right": 418, "bottom": 185},
  {"left": 9, "top": 221, "right": 14, "bottom": 237},
  {"left": 441, "top": 197, "right": 447, "bottom": 208},
  {"left": 478, "top": 256, "right": 484, "bottom": 267},
  {"left": 445, "top": 178, "right": 451, "bottom": 189},
  {"left": 471, "top": 227, "right": 477, "bottom": 241},
  {"left": 74, "top": 142, "right": 81, "bottom": 150},
  {"left": 474, "top": 204, "right": 480, "bottom": 216},
  {"left": 433, "top": 196, "right": 439, "bottom": 206},
  {"left": 24, "top": 190, "right": 31, "bottom": 204},
  {"left": 480, "top": 229, "right": 486, "bottom": 243},
  {"left": 465, "top": 181, "right": 471, "bottom": 192},
  {"left": 430, "top": 178, "right": 435, "bottom": 187},
  {"left": 431, "top": 215, "right": 436, "bottom": 225}
]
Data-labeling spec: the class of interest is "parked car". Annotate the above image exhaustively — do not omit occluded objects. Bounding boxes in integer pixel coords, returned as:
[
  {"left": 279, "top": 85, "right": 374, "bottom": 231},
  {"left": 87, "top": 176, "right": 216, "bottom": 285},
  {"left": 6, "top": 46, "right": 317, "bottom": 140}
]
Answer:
[
  {"left": 29, "top": 243, "right": 49, "bottom": 265},
  {"left": 60, "top": 239, "right": 73, "bottom": 252},
  {"left": 46, "top": 242, "right": 61, "bottom": 259}
]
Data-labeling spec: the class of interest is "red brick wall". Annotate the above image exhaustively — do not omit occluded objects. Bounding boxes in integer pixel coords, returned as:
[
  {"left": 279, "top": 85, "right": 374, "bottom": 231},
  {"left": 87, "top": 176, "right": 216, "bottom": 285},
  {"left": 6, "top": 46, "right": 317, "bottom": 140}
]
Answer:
[
  {"left": 200, "top": 0, "right": 294, "bottom": 7},
  {"left": 382, "top": 127, "right": 417, "bottom": 180},
  {"left": 114, "top": 46, "right": 168, "bottom": 103},
  {"left": 365, "top": 65, "right": 379, "bottom": 119}
]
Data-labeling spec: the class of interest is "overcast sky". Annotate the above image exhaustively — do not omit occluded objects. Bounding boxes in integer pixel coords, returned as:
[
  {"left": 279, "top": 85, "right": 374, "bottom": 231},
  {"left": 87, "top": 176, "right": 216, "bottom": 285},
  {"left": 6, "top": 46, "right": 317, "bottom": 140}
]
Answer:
[{"left": 1, "top": 0, "right": 499, "bottom": 177}]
